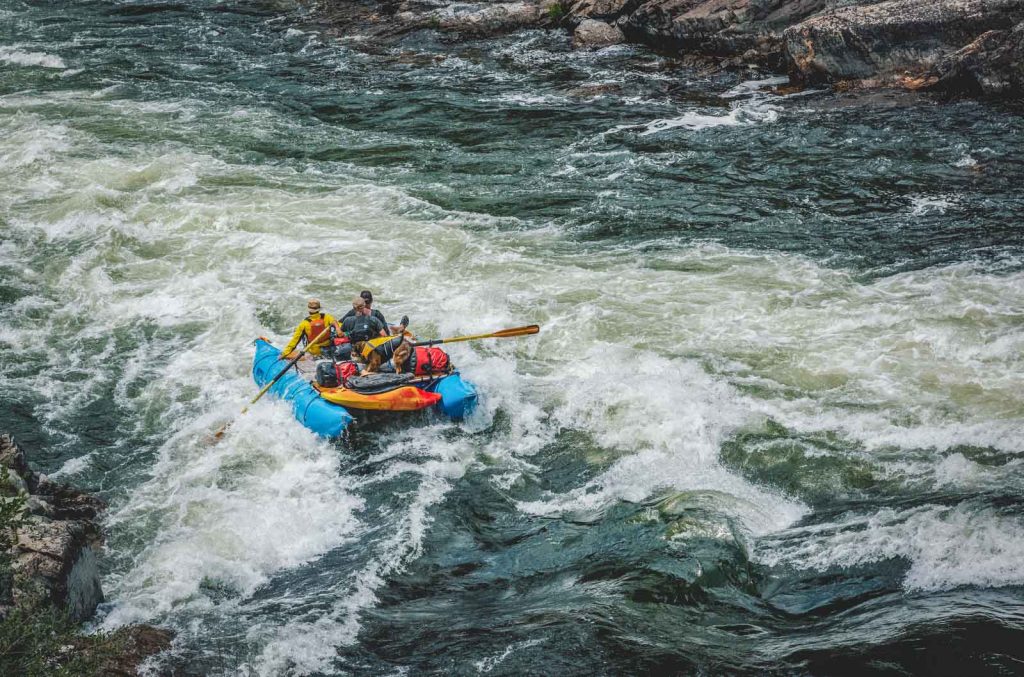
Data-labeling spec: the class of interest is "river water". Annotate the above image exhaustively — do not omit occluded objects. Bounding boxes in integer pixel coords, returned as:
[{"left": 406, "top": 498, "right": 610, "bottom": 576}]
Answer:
[{"left": 2, "top": 0, "right": 1023, "bottom": 674}]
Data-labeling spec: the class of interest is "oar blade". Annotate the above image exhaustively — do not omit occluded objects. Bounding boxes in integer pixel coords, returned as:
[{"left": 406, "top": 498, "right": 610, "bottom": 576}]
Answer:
[{"left": 490, "top": 324, "right": 540, "bottom": 338}]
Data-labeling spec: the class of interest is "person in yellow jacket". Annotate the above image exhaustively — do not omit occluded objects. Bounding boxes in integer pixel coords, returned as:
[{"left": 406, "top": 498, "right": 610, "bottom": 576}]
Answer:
[{"left": 281, "top": 299, "right": 338, "bottom": 358}]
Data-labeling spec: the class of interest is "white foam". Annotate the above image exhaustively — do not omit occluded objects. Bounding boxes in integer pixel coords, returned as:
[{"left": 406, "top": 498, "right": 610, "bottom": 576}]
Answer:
[
  {"left": 0, "top": 114, "right": 71, "bottom": 168},
  {"left": 3, "top": 79, "right": 1023, "bottom": 670},
  {"left": 517, "top": 347, "right": 807, "bottom": 536},
  {"left": 49, "top": 452, "right": 95, "bottom": 479},
  {"left": 756, "top": 503, "right": 1024, "bottom": 591},
  {"left": 249, "top": 432, "right": 475, "bottom": 676},
  {"left": 720, "top": 76, "right": 789, "bottom": 98},
  {"left": 909, "top": 194, "right": 957, "bottom": 215},
  {"left": 615, "top": 98, "right": 780, "bottom": 137},
  {"left": 0, "top": 46, "right": 66, "bottom": 69},
  {"left": 474, "top": 638, "right": 545, "bottom": 673},
  {"left": 101, "top": 402, "right": 363, "bottom": 628}
]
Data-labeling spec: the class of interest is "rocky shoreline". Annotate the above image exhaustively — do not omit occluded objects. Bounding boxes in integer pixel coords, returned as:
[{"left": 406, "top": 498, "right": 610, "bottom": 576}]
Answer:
[
  {"left": 313, "top": 0, "right": 1024, "bottom": 99},
  {"left": 0, "top": 434, "right": 171, "bottom": 675}
]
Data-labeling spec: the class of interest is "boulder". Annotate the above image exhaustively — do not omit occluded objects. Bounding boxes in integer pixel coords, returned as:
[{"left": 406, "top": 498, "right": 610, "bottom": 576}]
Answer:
[
  {"left": 573, "top": 18, "right": 627, "bottom": 47},
  {"left": 10, "top": 514, "right": 104, "bottom": 622},
  {"left": 96, "top": 625, "right": 175, "bottom": 677},
  {"left": 933, "top": 21, "right": 1024, "bottom": 96},
  {"left": 569, "top": 0, "right": 637, "bottom": 22},
  {"left": 436, "top": 2, "right": 543, "bottom": 35},
  {"left": 1, "top": 435, "right": 105, "bottom": 621},
  {"left": 621, "top": 0, "right": 830, "bottom": 70},
  {"left": 0, "top": 435, "right": 104, "bottom": 521},
  {"left": 784, "top": 0, "right": 1024, "bottom": 86}
]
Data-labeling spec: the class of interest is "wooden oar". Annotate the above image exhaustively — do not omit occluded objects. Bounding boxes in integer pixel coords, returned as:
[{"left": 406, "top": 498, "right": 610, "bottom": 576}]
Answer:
[
  {"left": 212, "top": 326, "right": 331, "bottom": 439},
  {"left": 415, "top": 324, "right": 540, "bottom": 347}
]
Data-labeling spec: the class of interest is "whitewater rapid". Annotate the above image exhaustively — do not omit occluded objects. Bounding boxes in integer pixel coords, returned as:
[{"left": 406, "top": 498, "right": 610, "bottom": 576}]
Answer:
[{"left": 2, "top": 3, "right": 1023, "bottom": 674}]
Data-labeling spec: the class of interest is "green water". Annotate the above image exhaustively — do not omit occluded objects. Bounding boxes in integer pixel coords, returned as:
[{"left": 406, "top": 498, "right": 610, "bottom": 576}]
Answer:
[{"left": 1, "top": 0, "right": 1023, "bottom": 674}]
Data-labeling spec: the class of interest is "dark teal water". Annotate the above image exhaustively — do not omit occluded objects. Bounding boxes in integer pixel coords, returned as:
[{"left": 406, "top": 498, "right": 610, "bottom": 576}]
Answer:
[{"left": 2, "top": 0, "right": 1023, "bottom": 674}]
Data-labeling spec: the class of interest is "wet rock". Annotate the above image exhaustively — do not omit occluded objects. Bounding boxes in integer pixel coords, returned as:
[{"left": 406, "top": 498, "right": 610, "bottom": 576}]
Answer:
[
  {"left": 573, "top": 18, "right": 627, "bottom": 47},
  {"left": 569, "top": 0, "right": 637, "bottom": 22},
  {"left": 305, "top": 0, "right": 1024, "bottom": 99},
  {"left": 1, "top": 435, "right": 104, "bottom": 621},
  {"left": 96, "top": 625, "right": 175, "bottom": 677},
  {"left": 784, "top": 0, "right": 1024, "bottom": 87},
  {"left": 567, "top": 81, "right": 624, "bottom": 95},
  {"left": 933, "top": 22, "right": 1024, "bottom": 96},
  {"left": 0, "top": 435, "right": 105, "bottom": 521},
  {"left": 436, "top": 2, "right": 543, "bottom": 36},
  {"left": 0, "top": 433, "right": 173, "bottom": 671},
  {"left": 12, "top": 518, "right": 103, "bottom": 621},
  {"left": 0, "top": 433, "right": 39, "bottom": 494},
  {"left": 621, "top": 0, "right": 830, "bottom": 71}
]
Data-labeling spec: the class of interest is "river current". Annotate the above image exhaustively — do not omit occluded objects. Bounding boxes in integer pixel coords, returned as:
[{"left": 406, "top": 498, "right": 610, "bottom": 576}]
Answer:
[{"left": 2, "top": 0, "right": 1023, "bottom": 674}]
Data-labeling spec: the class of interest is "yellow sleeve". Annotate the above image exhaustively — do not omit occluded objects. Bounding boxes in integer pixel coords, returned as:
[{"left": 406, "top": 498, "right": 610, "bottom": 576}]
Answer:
[{"left": 282, "top": 320, "right": 309, "bottom": 355}]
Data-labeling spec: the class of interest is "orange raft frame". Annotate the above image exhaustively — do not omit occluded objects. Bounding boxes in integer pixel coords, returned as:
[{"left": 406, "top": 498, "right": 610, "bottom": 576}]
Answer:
[
  {"left": 280, "top": 347, "right": 442, "bottom": 412},
  {"left": 314, "top": 382, "right": 442, "bottom": 412}
]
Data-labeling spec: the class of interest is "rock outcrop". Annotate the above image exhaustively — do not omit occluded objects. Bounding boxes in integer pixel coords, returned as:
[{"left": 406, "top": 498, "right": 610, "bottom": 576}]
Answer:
[
  {"left": 932, "top": 21, "right": 1024, "bottom": 96},
  {"left": 0, "top": 434, "right": 173, "bottom": 674},
  {"left": 313, "top": 0, "right": 1024, "bottom": 98},
  {"left": 445, "top": 1, "right": 543, "bottom": 33},
  {"left": 620, "top": 0, "right": 830, "bottom": 70},
  {"left": 1, "top": 434, "right": 105, "bottom": 621},
  {"left": 784, "top": 0, "right": 1024, "bottom": 88}
]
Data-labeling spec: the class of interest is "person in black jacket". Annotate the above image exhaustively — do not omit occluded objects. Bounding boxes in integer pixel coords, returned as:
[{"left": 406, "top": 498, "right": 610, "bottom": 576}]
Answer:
[
  {"left": 341, "top": 296, "right": 411, "bottom": 374},
  {"left": 339, "top": 290, "right": 404, "bottom": 335}
]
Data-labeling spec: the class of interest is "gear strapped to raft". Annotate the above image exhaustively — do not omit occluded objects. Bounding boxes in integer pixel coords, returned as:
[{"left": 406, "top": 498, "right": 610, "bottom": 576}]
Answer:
[
  {"left": 345, "top": 372, "right": 415, "bottom": 394},
  {"left": 315, "top": 360, "right": 359, "bottom": 388},
  {"left": 411, "top": 346, "right": 450, "bottom": 375}
]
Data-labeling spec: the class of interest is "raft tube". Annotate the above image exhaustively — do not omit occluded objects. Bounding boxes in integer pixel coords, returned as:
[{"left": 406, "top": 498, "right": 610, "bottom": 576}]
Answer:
[
  {"left": 252, "top": 338, "right": 354, "bottom": 438},
  {"left": 425, "top": 371, "right": 477, "bottom": 420}
]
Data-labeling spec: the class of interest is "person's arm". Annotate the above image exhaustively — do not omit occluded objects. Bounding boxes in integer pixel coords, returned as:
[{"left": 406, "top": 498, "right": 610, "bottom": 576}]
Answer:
[
  {"left": 373, "top": 310, "right": 391, "bottom": 336},
  {"left": 389, "top": 315, "right": 409, "bottom": 335},
  {"left": 325, "top": 314, "right": 339, "bottom": 333},
  {"left": 281, "top": 320, "right": 307, "bottom": 356}
]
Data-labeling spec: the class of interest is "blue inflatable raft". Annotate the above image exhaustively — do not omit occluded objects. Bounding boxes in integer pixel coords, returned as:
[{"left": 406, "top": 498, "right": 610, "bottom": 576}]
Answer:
[{"left": 252, "top": 338, "right": 477, "bottom": 437}]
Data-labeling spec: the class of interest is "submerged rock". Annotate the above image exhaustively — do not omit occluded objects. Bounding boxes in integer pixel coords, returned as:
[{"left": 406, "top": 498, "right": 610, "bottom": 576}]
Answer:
[{"left": 96, "top": 625, "right": 175, "bottom": 677}]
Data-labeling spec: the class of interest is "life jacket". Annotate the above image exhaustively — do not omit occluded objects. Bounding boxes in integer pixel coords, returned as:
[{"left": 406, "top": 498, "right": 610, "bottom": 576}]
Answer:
[
  {"left": 304, "top": 314, "right": 329, "bottom": 347},
  {"left": 360, "top": 334, "right": 404, "bottom": 360},
  {"left": 412, "top": 346, "right": 450, "bottom": 375}
]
